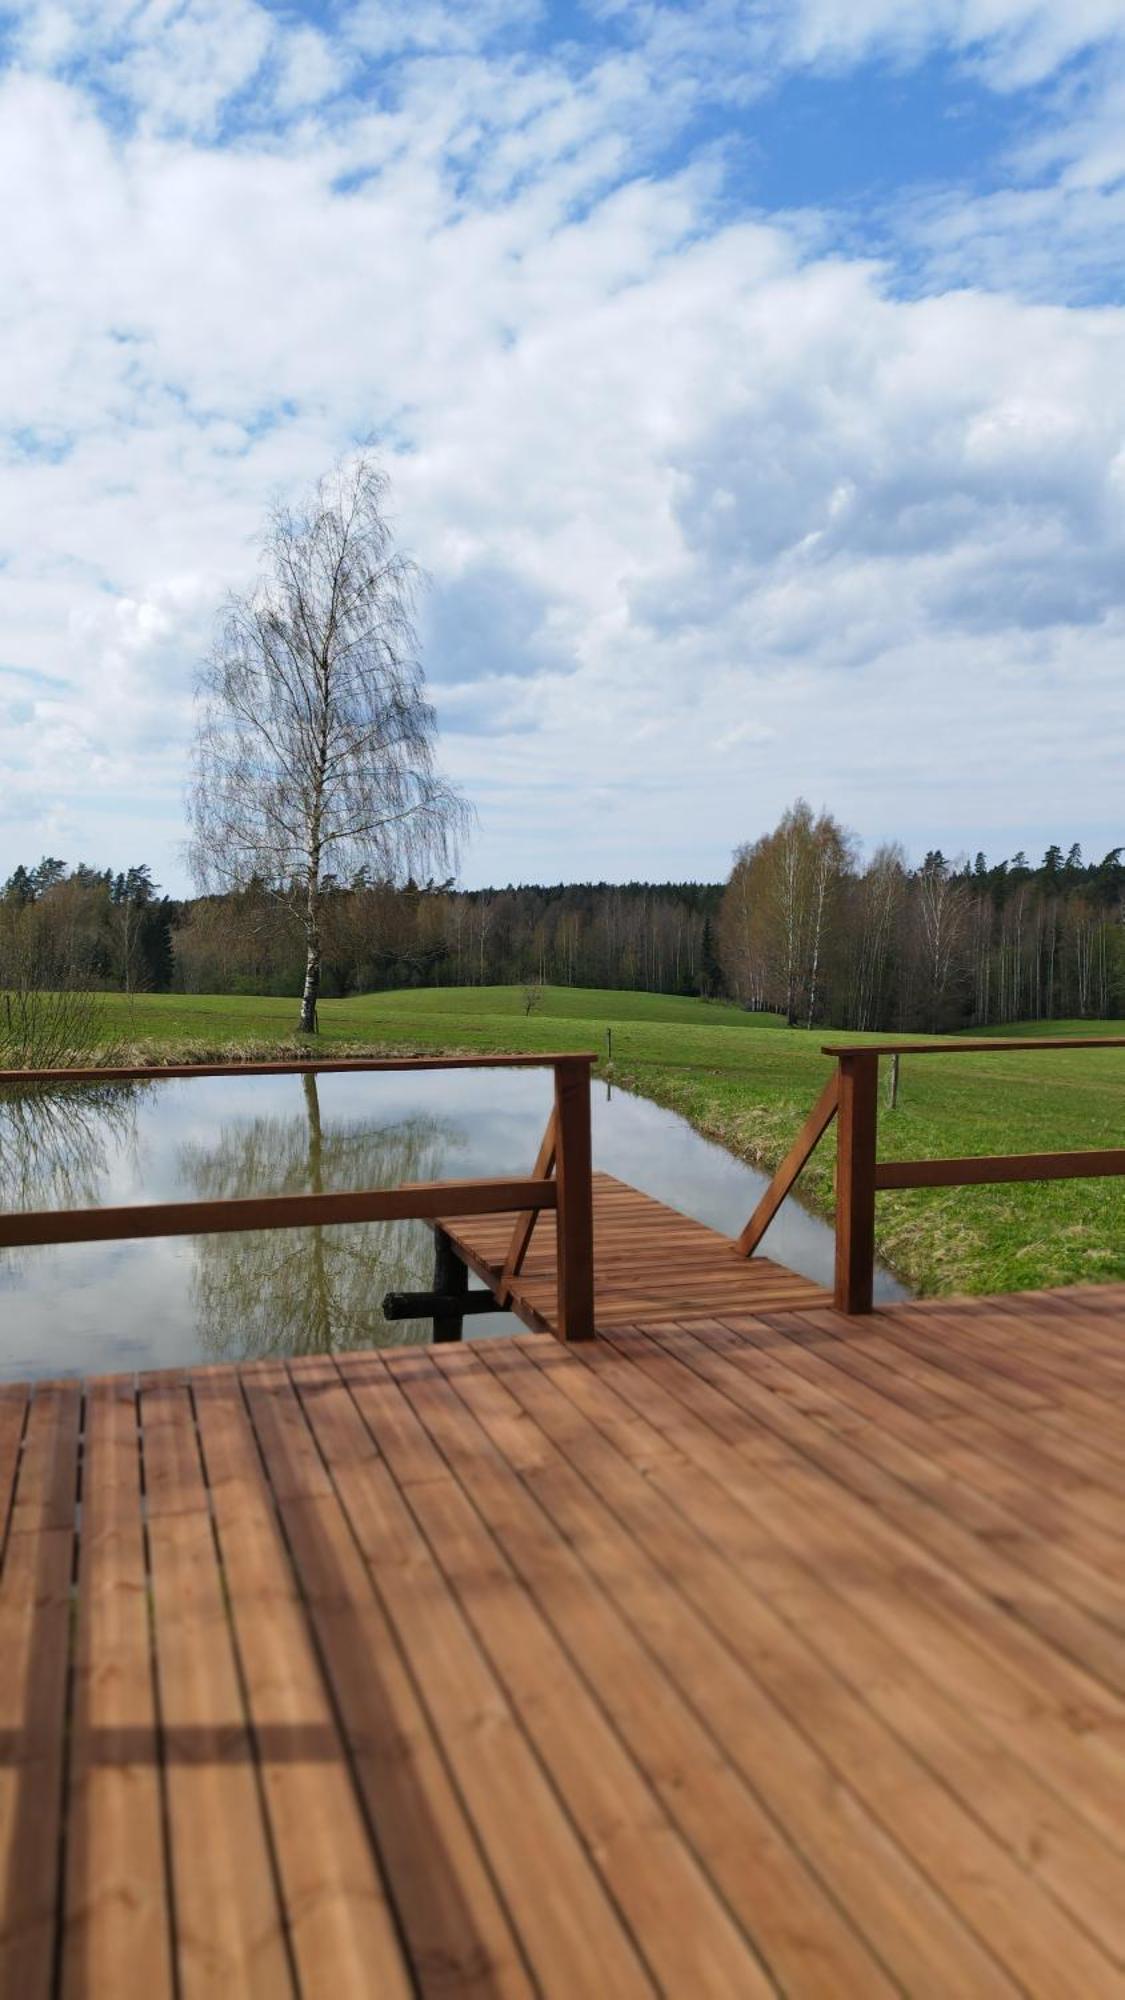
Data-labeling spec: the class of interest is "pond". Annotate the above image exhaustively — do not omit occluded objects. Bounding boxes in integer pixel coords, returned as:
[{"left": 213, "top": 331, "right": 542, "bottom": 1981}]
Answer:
[{"left": 0, "top": 1068, "right": 906, "bottom": 1379}]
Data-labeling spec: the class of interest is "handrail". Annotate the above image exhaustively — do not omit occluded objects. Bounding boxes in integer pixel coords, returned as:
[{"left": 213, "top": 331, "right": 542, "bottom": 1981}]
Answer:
[
  {"left": 823, "top": 1038, "right": 1125, "bottom": 1313},
  {"left": 822, "top": 1036, "right": 1125, "bottom": 1055},
  {"left": 0, "top": 1053, "right": 597, "bottom": 1341},
  {"left": 737, "top": 1036, "right": 1125, "bottom": 1315},
  {"left": 0, "top": 1178, "right": 558, "bottom": 1250},
  {"left": 0, "top": 1053, "right": 596, "bottom": 1086},
  {"left": 875, "top": 1150, "right": 1125, "bottom": 1189}
]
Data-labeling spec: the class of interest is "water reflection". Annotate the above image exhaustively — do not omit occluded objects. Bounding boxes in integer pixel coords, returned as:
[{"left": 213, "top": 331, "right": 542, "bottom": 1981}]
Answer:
[
  {"left": 179, "top": 1074, "right": 452, "bottom": 1361},
  {"left": 0, "top": 1067, "right": 905, "bottom": 1381},
  {"left": 0, "top": 1084, "right": 146, "bottom": 1275}
]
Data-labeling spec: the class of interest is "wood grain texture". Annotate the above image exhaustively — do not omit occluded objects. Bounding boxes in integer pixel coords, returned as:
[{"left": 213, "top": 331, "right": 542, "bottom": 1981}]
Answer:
[
  {"left": 62, "top": 1379, "right": 173, "bottom": 2000},
  {"left": 553, "top": 1057, "right": 595, "bottom": 1340},
  {"left": 499, "top": 1108, "right": 556, "bottom": 1305},
  {"left": 737, "top": 1071, "right": 838, "bottom": 1255},
  {"left": 441, "top": 1171, "right": 830, "bottom": 1337},
  {"left": 833, "top": 1052, "right": 879, "bottom": 1313},
  {"left": 822, "top": 1035, "right": 1125, "bottom": 1054},
  {"left": 1, "top": 1052, "right": 597, "bottom": 1086},
  {"left": 0, "top": 1175, "right": 558, "bottom": 1251},
  {"left": 141, "top": 1378, "right": 294, "bottom": 1998},
  {"left": 5, "top": 1279, "right": 1125, "bottom": 1994},
  {"left": 877, "top": 1147, "right": 1125, "bottom": 1188},
  {"left": 0, "top": 1384, "right": 78, "bottom": 2000}
]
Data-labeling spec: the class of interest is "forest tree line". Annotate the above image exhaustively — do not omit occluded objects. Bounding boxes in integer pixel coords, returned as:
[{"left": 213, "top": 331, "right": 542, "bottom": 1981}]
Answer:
[
  {"left": 0, "top": 863, "right": 723, "bottom": 1002},
  {"left": 719, "top": 802, "right": 1125, "bottom": 1031},
  {"left": 3, "top": 803, "right": 1123, "bottom": 1031}
]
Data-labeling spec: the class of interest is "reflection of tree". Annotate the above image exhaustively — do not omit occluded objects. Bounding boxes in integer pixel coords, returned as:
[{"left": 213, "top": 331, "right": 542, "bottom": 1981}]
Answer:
[
  {"left": 0, "top": 1083, "right": 144, "bottom": 1212},
  {"left": 0, "top": 1084, "right": 144, "bottom": 1271},
  {"left": 180, "top": 1074, "right": 454, "bottom": 1362}
]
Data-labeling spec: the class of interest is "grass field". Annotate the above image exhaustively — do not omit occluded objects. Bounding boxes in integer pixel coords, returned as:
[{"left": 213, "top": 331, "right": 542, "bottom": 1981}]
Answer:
[{"left": 34, "top": 985, "right": 1125, "bottom": 1297}]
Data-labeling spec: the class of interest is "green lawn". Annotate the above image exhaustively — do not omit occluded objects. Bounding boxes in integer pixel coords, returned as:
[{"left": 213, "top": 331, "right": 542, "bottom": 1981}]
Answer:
[{"left": 46, "top": 986, "right": 1125, "bottom": 1296}]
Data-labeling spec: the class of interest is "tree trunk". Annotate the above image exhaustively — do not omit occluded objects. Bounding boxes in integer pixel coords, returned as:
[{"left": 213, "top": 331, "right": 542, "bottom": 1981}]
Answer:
[
  {"left": 299, "top": 926, "right": 321, "bottom": 1033},
  {"left": 298, "top": 854, "right": 322, "bottom": 1033}
]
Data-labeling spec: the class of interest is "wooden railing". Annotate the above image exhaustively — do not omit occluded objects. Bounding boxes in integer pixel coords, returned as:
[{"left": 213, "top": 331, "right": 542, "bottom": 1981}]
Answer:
[
  {"left": 0, "top": 1052, "right": 597, "bottom": 1342},
  {"left": 738, "top": 1036, "right": 1125, "bottom": 1315}
]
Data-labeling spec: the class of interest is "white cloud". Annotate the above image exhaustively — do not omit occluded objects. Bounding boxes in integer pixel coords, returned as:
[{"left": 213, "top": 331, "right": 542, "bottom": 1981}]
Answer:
[
  {"left": 0, "top": 0, "right": 1123, "bottom": 889},
  {"left": 647, "top": 0, "right": 1125, "bottom": 90}
]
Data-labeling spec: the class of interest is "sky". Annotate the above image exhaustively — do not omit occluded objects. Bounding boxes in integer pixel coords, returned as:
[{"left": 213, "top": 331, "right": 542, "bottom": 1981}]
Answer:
[{"left": 1, "top": 0, "right": 1124, "bottom": 894}]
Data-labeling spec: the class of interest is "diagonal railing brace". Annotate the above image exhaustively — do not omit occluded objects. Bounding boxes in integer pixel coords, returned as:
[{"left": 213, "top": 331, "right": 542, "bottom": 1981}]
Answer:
[
  {"left": 499, "top": 1108, "right": 557, "bottom": 1305},
  {"left": 736, "top": 1073, "right": 839, "bottom": 1257}
]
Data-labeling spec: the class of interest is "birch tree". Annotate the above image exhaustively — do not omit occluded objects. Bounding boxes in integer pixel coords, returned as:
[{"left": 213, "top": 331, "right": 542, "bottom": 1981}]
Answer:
[
  {"left": 189, "top": 454, "right": 469, "bottom": 1033},
  {"left": 846, "top": 843, "right": 904, "bottom": 1030},
  {"left": 719, "top": 801, "right": 850, "bottom": 1024},
  {"left": 913, "top": 853, "right": 969, "bottom": 1030}
]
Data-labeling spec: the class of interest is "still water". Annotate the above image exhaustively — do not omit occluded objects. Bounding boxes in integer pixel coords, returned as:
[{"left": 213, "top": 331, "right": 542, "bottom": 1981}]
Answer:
[{"left": 0, "top": 1069, "right": 906, "bottom": 1379}]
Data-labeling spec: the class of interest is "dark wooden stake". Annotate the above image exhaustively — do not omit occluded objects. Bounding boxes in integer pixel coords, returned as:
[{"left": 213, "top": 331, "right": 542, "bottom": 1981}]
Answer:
[
  {"left": 431, "top": 1228, "right": 469, "bottom": 1343},
  {"left": 834, "top": 1053, "right": 879, "bottom": 1315},
  {"left": 382, "top": 1290, "right": 502, "bottom": 1322}
]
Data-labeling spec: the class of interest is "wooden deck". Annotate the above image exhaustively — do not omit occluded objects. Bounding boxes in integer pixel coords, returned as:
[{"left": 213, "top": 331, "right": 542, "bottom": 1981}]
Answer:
[
  {"left": 3, "top": 1285, "right": 1125, "bottom": 1994},
  {"left": 441, "top": 1169, "right": 832, "bottom": 1331}
]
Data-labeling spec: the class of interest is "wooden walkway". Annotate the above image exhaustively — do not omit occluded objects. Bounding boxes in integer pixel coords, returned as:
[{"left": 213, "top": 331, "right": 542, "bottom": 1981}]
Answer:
[
  {"left": 441, "top": 1170, "right": 831, "bottom": 1331},
  {"left": 3, "top": 1285, "right": 1125, "bottom": 1994}
]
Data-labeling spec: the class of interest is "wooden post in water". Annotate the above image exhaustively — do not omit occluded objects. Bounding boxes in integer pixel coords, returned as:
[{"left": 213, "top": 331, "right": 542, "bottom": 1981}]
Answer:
[
  {"left": 553, "top": 1057, "right": 595, "bottom": 1340},
  {"left": 431, "top": 1228, "right": 468, "bottom": 1343},
  {"left": 834, "top": 1052, "right": 879, "bottom": 1314}
]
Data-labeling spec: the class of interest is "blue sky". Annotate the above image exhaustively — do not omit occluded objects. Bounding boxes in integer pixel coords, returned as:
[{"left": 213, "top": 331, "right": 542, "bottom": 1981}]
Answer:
[{"left": 1, "top": 0, "right": 1124, "bottom": 893}]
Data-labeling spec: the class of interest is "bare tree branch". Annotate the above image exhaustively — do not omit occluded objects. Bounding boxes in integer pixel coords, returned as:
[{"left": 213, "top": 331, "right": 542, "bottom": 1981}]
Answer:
[{"left": 189, "top": 453, "right": 471, "bottom": 1032}]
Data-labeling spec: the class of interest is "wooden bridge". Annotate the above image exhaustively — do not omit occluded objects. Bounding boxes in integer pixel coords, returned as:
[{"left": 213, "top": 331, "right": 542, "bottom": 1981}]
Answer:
[{"left": 2, "top": 1046, "right": 1125, "bottom": 1994}]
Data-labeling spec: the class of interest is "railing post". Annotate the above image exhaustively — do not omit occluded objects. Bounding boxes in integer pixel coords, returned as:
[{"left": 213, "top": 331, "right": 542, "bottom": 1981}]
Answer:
[
  {"left": 834, "top": 1052, "right": 879, "bottom": 1314},
  {"left": 553, "top": 1057, "right": 595, "bottom": 1341}
]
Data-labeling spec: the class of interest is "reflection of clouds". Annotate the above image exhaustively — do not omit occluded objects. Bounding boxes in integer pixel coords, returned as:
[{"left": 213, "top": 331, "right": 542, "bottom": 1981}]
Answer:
[
  {"left": 180, "top": 1075, "right": 456, "bottom": 1362},
  {"left": 0, "top": 1083, "right": 145, "bottom": 1271}
]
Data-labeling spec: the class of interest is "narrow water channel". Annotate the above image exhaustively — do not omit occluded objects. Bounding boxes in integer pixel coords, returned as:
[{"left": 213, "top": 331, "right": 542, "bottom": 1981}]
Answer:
[{"left": 0, "top": 1068, "right": 906, "bottom": 1379}]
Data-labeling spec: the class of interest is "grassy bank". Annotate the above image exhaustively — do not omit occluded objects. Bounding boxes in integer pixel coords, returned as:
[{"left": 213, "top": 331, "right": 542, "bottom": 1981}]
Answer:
[{"left": 31, "top": 986, "right": 1125, "bottom": 1297}]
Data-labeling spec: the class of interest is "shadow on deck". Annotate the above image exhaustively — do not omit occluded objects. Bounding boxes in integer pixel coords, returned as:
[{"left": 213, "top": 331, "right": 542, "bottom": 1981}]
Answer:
[{"left": 3, "top": 1283, "right": 1125, "bottom": 1995}]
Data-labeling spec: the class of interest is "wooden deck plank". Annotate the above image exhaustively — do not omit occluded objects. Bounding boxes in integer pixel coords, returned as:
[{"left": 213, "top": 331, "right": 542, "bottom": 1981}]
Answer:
[
  {"left": 542, "top": 1332, "right": 1125, "bottom": 1996},
  {"left": 989, "top": 1289, "right": 1125, "bottom": 1375},
  {"left": 61, "top": 1378, "right": 174, "bottom": 2000},
  {"left": 873, "top": 1302, "right": 1125, "bottom": 1443},
  {"left": 638, "top": 1317, "right": 1125, "bottom": 1696},
  {"left": 384, "top": 1349, "right": 782, "bottom": 1998},
  {"left": 712, "top": 1311, "right": 1125, "bottom": 1630},
  {"left": 596, "top": 1328, "right": 1125, "bottom": 1872},
  {"left": 967, "top": 1292, "right": 1125, "bottom": 1389},
  {"left": 789, "top": 1305, "right": 1125, "bottom": 1518},
  {"left": 191, "top": 1371, "right": 414, "bottom": 2000},
  {"left": 140, "top": 1378, "right": 295, "bottom": 1997},
  {"left": 423, "top": 1341, "right": 901, "bottom": 1998},
  {"left": 0, "top": 1384, "right": 29, "bottom": 1537},
  {"left": 438, "top": 1171, "right": 830, "bottom": 1337},
  {"left": 479, "top": 1339, "right": 1022, "bottom": 1995},
  {"left": 250, "top": 1358, "right": 536, "bottom": 1999},
  {"left": 591, "top": 1329, "right": 1125, "bottom": 1872},
  {"left": 0, "top": 1383, "right": 77, "bottom": 1999},
  {"left": 3, "top": 1267, "right": 1125, "bottom": 1995},
  {"left": 647, "top": 1320, "right": 1125, "bottom": 1965},
  {"left": 289, "top": 1356, "right": 656, "bottom": 1997}
]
